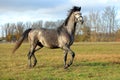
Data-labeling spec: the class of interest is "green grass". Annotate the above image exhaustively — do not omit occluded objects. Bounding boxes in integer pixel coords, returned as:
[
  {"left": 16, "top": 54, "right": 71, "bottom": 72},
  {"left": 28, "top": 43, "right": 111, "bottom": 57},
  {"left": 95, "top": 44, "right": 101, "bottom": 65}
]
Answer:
[{"left": 0, "top": 42, "right": 120, "bottom": 80}]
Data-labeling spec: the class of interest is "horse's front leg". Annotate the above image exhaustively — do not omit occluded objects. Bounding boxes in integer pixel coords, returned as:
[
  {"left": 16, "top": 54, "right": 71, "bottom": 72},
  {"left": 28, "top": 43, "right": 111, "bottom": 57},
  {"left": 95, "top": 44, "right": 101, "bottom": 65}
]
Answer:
[
  {"left": 64, "top": 50, "right": 68, "bottom": 69},
  {"left": 63, "top": 46, "right": 75, "bottom": 69},
  {"left": 68, "top": 49, "right": 75, "bottom": 66}
]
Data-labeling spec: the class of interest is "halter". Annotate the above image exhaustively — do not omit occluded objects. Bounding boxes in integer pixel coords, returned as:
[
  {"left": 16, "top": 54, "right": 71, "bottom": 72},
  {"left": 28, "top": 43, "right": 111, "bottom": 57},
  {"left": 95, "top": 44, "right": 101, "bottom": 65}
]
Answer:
[{"left": 74, "top": 12, "right": 83, "bottom": 24}]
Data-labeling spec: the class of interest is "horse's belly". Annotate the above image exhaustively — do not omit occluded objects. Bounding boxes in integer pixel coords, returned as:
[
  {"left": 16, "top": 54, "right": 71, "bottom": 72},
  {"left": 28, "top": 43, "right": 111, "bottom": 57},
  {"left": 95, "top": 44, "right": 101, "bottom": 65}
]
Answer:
[
  {"left": 38, "top": 29, "right": 59, "bottom": 48},
  {"left": 46, "top": 41, "right": 59, "bottom": 48},
  {"left": 40, "top": 38, "right": 59, "bottom": 48}
]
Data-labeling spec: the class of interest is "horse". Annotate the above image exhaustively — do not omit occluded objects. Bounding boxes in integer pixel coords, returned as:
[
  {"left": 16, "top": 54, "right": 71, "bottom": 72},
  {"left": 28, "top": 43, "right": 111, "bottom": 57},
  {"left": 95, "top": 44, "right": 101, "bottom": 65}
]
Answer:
[{"left": 12, "top": 6, "right": 84, "bottom": 69}]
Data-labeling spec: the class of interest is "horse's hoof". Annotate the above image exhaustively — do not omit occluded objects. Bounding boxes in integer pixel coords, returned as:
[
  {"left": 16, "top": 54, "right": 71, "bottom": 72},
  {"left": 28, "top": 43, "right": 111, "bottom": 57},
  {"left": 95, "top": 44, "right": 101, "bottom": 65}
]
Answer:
[
  {"left": 64, "top": 65, "right": 69, "bottom": 69},
  {"left": 64, "top": 67, "right": 68, "bottom": 69}
]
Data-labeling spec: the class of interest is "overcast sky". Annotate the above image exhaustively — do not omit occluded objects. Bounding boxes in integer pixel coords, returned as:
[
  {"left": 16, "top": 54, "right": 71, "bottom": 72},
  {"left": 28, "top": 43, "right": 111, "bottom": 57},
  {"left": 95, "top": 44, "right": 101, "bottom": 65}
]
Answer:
[{"left": 0, "top": 0, "right": 120, "bottom": 25}]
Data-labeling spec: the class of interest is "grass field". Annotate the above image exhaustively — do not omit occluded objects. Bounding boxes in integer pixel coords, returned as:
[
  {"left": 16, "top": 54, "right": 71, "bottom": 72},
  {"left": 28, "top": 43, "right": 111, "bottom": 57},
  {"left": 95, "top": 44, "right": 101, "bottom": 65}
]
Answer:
[{"left": 0, "top": 42, "right": 120, "bottom": 80}]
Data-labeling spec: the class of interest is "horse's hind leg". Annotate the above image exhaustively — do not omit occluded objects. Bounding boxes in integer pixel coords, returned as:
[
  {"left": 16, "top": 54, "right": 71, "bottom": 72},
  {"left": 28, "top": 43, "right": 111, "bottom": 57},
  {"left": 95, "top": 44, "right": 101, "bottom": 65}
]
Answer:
[
  {"left": 28, "top": 42, "right": 37, "bottom": 68},
  {"left": 28, "top": 50, "right": 37, "bottom": 68},
  {"left": 28, "top": 51, "right": 35, "bottom": 68},
  {"left": 35, "top": 41, "right": 43, "bottom": 51},
  {"left": 28, "top": 41, "right": 43, "bottom": 68},
  {"left": 27, "top": 51, "right": 32, "bottom": 67}
]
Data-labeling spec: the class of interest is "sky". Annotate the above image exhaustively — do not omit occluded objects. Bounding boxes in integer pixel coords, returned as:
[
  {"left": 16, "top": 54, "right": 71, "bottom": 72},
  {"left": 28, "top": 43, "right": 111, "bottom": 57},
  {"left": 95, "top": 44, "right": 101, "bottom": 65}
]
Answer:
[{"left": 0, "top": 0, "right": 120, "bottom": 35}]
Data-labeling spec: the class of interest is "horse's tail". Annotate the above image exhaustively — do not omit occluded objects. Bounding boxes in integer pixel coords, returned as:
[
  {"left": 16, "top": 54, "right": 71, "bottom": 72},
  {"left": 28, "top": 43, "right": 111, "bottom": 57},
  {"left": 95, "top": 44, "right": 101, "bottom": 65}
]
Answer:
[{"left": 12, "top": 28, "right": 32, "bottom": 53}]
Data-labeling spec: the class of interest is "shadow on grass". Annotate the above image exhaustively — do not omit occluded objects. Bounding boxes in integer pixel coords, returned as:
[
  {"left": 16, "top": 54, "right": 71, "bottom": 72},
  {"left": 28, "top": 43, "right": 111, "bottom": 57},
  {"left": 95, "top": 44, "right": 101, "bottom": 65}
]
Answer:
[
  {"left": 73, "top": 60, "right": 120, "bottom": 68},
  {"left": 74, "top": 61, "right": 111, "bottom": 67},
  {"left": 25, "top": 61, "right": 120, "bottom": 70},
  {"left": 35, "top": 63, "right": 64, "bottom": 69}
]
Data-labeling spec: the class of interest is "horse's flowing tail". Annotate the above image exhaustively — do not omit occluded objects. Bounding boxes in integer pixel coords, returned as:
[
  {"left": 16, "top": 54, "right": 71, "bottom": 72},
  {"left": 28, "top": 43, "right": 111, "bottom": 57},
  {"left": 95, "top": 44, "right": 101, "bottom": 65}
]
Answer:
[{"left": 12, "top": 28, "right": 32, "bottom": 53}]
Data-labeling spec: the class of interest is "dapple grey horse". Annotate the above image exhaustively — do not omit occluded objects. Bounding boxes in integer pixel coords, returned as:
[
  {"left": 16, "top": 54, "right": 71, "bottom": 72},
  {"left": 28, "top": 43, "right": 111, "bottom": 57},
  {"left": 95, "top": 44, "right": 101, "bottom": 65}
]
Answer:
[{"left": 13, "top": 6, "right": 84, "bottom": 69}]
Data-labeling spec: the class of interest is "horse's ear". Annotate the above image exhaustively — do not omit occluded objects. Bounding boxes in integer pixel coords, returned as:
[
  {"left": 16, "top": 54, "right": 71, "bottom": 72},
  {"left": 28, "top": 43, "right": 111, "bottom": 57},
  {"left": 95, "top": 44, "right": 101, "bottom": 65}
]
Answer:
[
  {"left": 73, "top": 6, "right": 81, "bottom": 11},
  {"left": 79, "top": 7, "right": 81, "bottom": 11}
]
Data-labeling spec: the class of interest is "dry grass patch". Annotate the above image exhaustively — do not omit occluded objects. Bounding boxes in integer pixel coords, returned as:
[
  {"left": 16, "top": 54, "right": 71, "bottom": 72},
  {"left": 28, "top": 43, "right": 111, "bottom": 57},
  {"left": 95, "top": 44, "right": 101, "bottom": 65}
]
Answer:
[{"left": 0, "top": 42, "right": 120, "bottom": 80}]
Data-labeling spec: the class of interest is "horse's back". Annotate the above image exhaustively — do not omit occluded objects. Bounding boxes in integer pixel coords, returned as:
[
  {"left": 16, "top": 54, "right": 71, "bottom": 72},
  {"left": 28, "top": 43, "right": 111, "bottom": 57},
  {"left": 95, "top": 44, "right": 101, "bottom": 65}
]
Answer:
[{"left": 28, "top": 28, "right": 59, "bottom": 48}]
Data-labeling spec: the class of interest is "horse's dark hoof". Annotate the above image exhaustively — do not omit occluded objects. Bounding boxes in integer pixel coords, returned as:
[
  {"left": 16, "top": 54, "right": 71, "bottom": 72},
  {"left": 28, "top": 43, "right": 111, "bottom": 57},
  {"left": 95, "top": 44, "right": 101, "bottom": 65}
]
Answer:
[
  {"left": 64, "top": 65, "right": 69, "bottom": 69},
  {"left": 33, "top": 61, "right": 37, "bottom": 67},
  {"left": 64, "top": 67, "right": 68, "bottom": 69},
  {"left": 32, "top": 64, "right": 36, "bottom": 68}
]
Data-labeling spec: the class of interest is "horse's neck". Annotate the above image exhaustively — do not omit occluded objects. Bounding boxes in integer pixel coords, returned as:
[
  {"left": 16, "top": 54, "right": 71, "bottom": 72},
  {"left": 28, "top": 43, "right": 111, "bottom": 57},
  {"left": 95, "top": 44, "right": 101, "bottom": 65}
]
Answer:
[{"left": 66, "top": 14, "right": 76, "bottom": 36}]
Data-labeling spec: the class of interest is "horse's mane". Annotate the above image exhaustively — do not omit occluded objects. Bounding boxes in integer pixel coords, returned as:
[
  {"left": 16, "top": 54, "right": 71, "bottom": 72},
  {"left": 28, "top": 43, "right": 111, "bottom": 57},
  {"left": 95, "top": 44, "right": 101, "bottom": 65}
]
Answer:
[
  {"left": 57, "top": 6, "right": 81, "bottom": 31},
  {"left": 64, "top": 6, "right": 81, "bottom": 26}
]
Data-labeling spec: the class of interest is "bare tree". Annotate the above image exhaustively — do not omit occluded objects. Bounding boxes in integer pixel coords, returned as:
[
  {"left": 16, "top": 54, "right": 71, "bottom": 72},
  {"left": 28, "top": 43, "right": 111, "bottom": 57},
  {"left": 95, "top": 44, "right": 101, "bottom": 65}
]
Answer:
[
  {"left": 87, "top": 11, "right": 101, "bottom": 41},
  {"left": 102, "top": 6, "right": 117, "bottom": 41},
  {"left": 44, "top": 21, "right": 56, "bottom": 29},
  {"left": 1, "top": 25, "right": 5, "bottom": 38},
  {"left": 16, "top": 22, "right": 24, "bottom": 35},
  {"left": 25, "top": 22, "right": 32, "bottom": 29},
  {"left": 32, "top": 20, "right": 43, "bottom": 28}
]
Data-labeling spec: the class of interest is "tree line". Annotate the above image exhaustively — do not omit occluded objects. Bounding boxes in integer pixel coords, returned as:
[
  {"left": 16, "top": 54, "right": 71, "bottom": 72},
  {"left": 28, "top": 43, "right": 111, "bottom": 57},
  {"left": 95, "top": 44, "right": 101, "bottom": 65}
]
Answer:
[{"left": 0, "top": 6, "right": 120, "bottom": 42}]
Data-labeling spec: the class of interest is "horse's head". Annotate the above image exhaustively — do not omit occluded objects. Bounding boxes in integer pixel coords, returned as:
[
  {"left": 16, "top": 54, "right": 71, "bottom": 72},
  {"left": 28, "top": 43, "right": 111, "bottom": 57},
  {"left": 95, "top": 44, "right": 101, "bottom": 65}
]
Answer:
[
  {"left": 74, "top": 12, "right": 84, "bottom": 24},
  {"left": 73, "top": 6, "right": 84, "bottom": 24}
]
